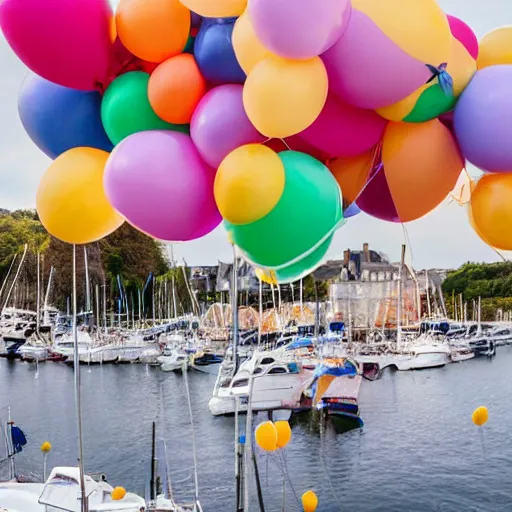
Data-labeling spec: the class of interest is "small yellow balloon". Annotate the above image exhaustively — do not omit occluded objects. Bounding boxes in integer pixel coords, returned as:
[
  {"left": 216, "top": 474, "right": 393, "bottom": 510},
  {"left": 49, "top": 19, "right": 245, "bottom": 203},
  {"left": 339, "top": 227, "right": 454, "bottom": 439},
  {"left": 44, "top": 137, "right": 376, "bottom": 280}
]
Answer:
[
  {"left": 301, "top": 490, "right": 318, "bottom": 512},
  {"left": 275, "top": 420, "right": 292, "bottom": 449},
  {"left": 40, "top": 441, "right": 52, "bottom": 453},
  {"left": 36, "top": 148, "right": 124, "bottom": 245},
  {"left": 472, "top": 406, "right": 489, "bottom": 427},
  {"left": 178, "top": 0, "right": 246, "bottom": 17},
  {"left": 214, "top": 144, "right": 285, "bottom": 225},
  {"left": 112, "top": 487, "right": 127, "bottom": 500},
  {"left": 255, "top": 421, "right": 278, "bottom": 452},
  {"left": 255, "top": 267, "right": 278, "bottom": 285},
  {"left": 233, "top": 10, "right": 270, "bottom": 75},
  {"left": 243, "top": 55, "right": 328, "bottom": 138},
  {"left": 477, "top": 27, "right": 512, "bottom": 69}
]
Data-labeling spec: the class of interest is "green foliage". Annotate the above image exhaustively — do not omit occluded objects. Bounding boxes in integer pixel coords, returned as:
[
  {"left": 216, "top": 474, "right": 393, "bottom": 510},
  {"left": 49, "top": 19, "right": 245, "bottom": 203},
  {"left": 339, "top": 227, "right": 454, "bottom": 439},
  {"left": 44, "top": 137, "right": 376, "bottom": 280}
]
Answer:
[
  {"left": 442, "top": 261, "right": 512, "bottom": 320},
  {"left": 0, "top": 210, "right": 170, "bottom": 313}
]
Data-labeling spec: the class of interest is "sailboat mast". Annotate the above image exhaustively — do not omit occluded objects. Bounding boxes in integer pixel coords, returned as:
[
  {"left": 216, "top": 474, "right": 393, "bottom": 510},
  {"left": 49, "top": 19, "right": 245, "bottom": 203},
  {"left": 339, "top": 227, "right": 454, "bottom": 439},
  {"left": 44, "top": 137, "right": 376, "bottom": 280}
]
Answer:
[
  {"left": 72, "top": 246, "right": 88, "bottom": 512},
  {"left": 43, "top": 267, "right": 54, "bottom": 326},
  {"left": 1, "top": 244, "right": 28, "bottom": 313},
  {"left": 36, "top": 252, "right": 41, "bottom": 332},
  {"left": 396, "top": 245, "right": 405, "bottom": 349},
  {"left": 84, "top": 246, "right": 91, "bottom": 314}
]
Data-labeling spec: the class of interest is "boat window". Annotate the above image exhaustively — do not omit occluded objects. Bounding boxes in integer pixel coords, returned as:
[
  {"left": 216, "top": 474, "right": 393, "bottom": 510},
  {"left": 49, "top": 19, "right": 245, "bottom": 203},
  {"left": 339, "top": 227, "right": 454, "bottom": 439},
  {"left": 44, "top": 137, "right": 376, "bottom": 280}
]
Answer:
[
  {"left": 268, "top": 367, "right": 288, "bottom": 375},
  {"left": 232, "top": 379, "right": 249, "bottom": 388},
  {"left": 260, "top": 357, "right": 275, "bottom": 365},
  {"left": 253, "top": 367, "right": 263, "bottom": 375}
]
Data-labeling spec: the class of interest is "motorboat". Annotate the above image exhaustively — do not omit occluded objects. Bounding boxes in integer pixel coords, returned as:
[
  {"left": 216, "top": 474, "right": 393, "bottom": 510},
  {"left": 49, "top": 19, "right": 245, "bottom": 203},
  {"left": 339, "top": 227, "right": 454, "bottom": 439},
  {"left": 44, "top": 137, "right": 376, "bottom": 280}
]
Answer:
[
  {"left": 190, "top": 351, "right": 224, "bottom": 375},
  {"left": 158, "top": 348, "right": 190, "bottom": 373},
  {"left": 51, "top": 331, "right": 93, "bottom": 359},
  {"left": 208, "top": 350, "right": 314, "bottom": 416},
  {"left": 0, "top": 466, "right": 145, "bottom": 511}
]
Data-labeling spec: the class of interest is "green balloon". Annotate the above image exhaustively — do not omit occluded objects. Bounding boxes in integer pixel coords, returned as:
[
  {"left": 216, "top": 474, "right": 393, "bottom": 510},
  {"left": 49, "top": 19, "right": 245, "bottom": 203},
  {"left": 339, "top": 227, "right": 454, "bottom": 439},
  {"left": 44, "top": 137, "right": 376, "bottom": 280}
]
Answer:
[
  {"left": 101, "top": 71, "right": 189, "bottom": 145},
  {"left": 403, "top": 84, "right": 456, "bottom": 123},
  {"left": 226, "top": 151, "right": 342, "bottom": 275},
  {"left": 184, "top": 35, "right": 195, "bottom": 54}
]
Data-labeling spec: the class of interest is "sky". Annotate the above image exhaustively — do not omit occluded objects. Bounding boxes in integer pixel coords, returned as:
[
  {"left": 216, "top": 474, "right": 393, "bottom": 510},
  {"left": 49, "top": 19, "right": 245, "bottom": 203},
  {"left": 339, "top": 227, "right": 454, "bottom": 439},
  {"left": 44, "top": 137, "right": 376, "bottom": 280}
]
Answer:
[{"left": 0, "top": 0, "right": 509, "bottom": 269}]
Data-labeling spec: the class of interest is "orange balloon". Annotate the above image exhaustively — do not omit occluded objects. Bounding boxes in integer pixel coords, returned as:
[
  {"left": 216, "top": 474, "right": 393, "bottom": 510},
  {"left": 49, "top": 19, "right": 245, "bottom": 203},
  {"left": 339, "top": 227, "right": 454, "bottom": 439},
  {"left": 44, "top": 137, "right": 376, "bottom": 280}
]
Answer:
[
  {"left": 469, "top": 174, "right": 512, "bottom": 250},
  {"left": 116, "top": 0, "right": 190, "bottom": 63},
  {"left": 328, "top": 150, "right": 375, "bottom": 206},
  {"left": 382, "top": 120, "right": 463, "bottom": 222},
  {"left": 149, "top": 54, "right": 206, "bottom": 124}
]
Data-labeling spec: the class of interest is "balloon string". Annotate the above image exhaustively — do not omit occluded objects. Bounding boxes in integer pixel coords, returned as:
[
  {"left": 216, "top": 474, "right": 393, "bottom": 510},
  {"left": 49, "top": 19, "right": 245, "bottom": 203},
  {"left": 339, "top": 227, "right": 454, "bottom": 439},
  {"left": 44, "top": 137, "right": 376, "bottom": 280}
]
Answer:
[{"left": 279, "top": 138, "right": 292, "bottom": 150}]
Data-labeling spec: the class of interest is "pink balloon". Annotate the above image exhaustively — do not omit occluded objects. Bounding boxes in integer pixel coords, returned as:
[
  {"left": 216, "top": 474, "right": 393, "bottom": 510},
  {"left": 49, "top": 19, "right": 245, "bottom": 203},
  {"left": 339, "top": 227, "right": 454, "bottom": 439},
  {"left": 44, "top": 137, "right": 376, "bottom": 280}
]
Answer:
[
  {"left": 446, "top": 15, "right": 479, "bottom": 60},
  {"left": 191, "top": 85, "right": 265, "bottom": 169},
  {"left": 104, "top": 131, "right": 221, "bottom": 242},
  {"left": 248, "top": 0, "right": 351, "bottom": 59},
  {"left": 298, "top": 93, "right": 387, "bottom": 158},
  {"left": 0, "top": 0, "right": 114, "bottom": 91},
  {"left": 322, "top": 9, "right": 430, "bottom": 109}
]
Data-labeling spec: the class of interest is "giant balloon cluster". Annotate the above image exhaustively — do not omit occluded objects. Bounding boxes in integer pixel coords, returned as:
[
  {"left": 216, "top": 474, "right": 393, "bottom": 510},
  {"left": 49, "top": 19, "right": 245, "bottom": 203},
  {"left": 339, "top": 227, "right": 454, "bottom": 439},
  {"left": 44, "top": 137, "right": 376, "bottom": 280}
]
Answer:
[{"left": 1, "top": 0, "right": 511, "bottom": 279}]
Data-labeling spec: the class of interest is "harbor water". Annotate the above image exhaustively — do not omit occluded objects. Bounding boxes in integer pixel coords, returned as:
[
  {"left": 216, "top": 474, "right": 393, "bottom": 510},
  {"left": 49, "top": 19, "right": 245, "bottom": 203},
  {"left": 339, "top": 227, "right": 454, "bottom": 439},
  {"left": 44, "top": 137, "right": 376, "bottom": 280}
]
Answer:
[{"left": 1, "top": 352, "right": 511, "bottom": 511}]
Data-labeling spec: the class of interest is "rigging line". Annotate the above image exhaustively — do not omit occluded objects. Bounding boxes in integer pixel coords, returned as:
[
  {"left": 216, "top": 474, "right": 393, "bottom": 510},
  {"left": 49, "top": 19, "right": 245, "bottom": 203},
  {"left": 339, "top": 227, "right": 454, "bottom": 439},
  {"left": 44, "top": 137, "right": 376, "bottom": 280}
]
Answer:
[{"left": 319, "top": 417, "right": 343, "bottom": 511}]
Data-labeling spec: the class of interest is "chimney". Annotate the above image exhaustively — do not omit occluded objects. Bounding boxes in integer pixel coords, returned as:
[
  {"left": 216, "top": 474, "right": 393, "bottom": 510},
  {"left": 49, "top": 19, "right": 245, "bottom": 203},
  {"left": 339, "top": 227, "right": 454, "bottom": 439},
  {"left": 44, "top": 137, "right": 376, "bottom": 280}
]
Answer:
[
  {"left": 363, "top": 243, "right": 370, "bottom": 263},
  {"left": 343, "top": 249, "right": 351, "bottom": 265}
]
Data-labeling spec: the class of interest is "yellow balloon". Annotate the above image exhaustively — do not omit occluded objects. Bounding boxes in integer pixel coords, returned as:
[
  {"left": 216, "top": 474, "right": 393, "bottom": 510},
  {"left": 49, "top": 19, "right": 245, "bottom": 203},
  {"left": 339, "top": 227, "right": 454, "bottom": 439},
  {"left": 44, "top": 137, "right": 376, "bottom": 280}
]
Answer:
[
  {"left": 275, "top": 420, "right": 292, "bottom": 449},
  {"left": 215, "top": 144, "right": 285, "bottom": 225},
  {"left": 353, "top": 0, "right": 450, "bottom": 65},
  {"left": 472, "top": 406, "right": 489, "bottom": 426},
  {"left": 255, "top": 421, "right": 278, "bottom": 452},
  {"left": 40, "top": 441, "right": 52, "bottom": 453},
  {"left": 111, "top": 487, "right": 127, "bottom": 500},
  {"left": 233, "top": 10, "right": 270, "bottom": 74},
  {"left": 477, "top": 27, "right": 512, "bottom": 69},
  {"left": 178, "top": 0, "right": 246, "bottom": 17},
  {"left": 301, "top": 490, "right": 318, "bottom": 512},
  {"left": 255, "top": 267, "right": 278, "bottom": 285},
  {"left": 243, "top": 55, "right": 328, "bottom": 138},
  {"left": 36, "top": 148, "right": 124, "bottom": 245}
]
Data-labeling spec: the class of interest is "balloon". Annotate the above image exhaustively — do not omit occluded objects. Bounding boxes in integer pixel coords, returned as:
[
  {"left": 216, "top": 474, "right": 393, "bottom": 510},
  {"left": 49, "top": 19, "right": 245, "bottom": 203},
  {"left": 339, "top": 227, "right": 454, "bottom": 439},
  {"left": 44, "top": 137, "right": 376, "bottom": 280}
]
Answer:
[
  {"left": 37, "top": 148, "right": 124, "bottom": 244},
  {"left": 357, "top": 120, "right": 463, "bottom": 222},
  {"left": 322, "top": 0, "right": 451, "bottom": 109},
  {"left": 148, "top": 54, "right": 206, "bottom": 124},
  {"left": 265, "top": 137, "right": 330, "bottom": 163},
  {"left": 0, "top": 0, "right": 114, "bottom": 90},
  {"left": 301, "top": 490, "right": 318, "bottom": 512},
  {"left": 446, "top": 14, "right": 479, "bottom": 60},
  {"left": 232, "top": 10, "right": 270, "bottom": 74},
  {"left": 328, "top": 150, "right": 375, "bottom": 206},
  {"left": 243, "top": 55, "right": 328, "bottom": 138},
  {"left": 116, "top": 0, "right": 190, "bottom": 63},
  {"left": 477, "top": 27, "right": 512, "bottom": 69},
  {"left": 298, "top": 93, "right": 387, "bottom": 158},
  {"left": 104, "top": 130, "right": 220, "bottom": 241},
  {"left": 248, "top": 0, "right": 351, "bottom": 59},
  {"left": 183, "top": 34, "right": 196, "bottom": 55},
  {"left": 101, "top": 71, "right": 189, "bottom": 145},
  {"left": 225, "top": 150, "right": 342, "bottom": 283},
  {"left": 471, "top": 406, "right": 489, "bottom": 426},
  {"left": 255, "top": 421, "right": 278, "bottom": 451},
  {"left": 255, "top": 268, "right": 278, "bottom": 285},
  {"left": 194, "top": 17, "right": 246, "bottom": 85},
  {"left": 191, "top": 11, "right": 202, "bottom": 28},
  {"left": 454, "top": 66, "right": 512, "bottom": 173},
  {"left": 377, "top": 36, "right": 476, "bottom": 123},
  {"left": 111, "top": 487, "right": 127, "bottom": 501},
  {"left": 469, "top": 174, "right": 512, "bottom": 250},
  {"left": 344, "top": 203, "right": 361, "bottom": 218},
  {"left": 18, "top": 73, "right": 113, "bottom": 160},
  {"left": 275, "top": 420, "right": 292, "bottom": 448},
  {"left": 191, "top": 85, "right": 265, "bottom": 169},
  {"left": 215, "top": 144, "right": 285, "bottom": 225},
  {"left": 178, "top": 0, "right": 246, "bottom": 18}
]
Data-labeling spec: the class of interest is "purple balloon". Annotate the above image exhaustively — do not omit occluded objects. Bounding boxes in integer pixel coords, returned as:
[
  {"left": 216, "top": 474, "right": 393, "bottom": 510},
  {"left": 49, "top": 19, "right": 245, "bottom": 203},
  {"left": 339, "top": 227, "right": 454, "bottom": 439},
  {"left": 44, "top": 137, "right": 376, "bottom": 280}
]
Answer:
[
  {"left": 191, "top": 11, "right": 202, "bottom": 28},
  {"left": 191, "top": 84, "right": 265, "bottom": 168},
  {"left": 248, "top": 0, "right": 351, "bottom": 59},
  {"left": 356, "top": 165, "right": 400, "bottom": 222},
  {"left": 104, "top": 131, "right": 221, "bottom": 241},
  {"left": 454, "top": 65, "right": 512, "bottom": 173}
]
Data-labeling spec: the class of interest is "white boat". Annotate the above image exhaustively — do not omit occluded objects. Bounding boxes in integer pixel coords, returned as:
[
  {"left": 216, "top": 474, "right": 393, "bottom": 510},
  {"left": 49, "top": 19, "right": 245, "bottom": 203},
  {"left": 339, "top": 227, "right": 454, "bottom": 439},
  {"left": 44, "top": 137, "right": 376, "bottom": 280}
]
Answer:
[
  {"left": 450, "top": 346, "right": 475, "bottom": 362},
  {"left": 158, "top": 348, "right": 190, "bottom": 372},
  {"left": 52, "top": 331, "right": 93, "bottom": 359},
  {"left": 18, "top": 341, "right": 49, "bottom": 362},
  {"left": 208, "top": 351, "right": 314, "bottom": 416},
  {"left": 356, "top": 340, "right": 451, "bottom": 371},
  {"left": 0, "top": 467, "right": 145, "bottom": 511}
]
